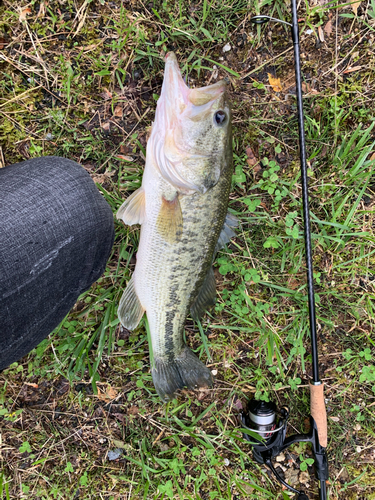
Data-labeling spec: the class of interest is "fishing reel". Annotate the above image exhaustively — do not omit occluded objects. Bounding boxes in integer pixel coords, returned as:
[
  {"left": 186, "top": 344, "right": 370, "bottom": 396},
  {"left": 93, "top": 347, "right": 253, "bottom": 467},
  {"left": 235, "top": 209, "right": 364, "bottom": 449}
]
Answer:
[{"left": 241, "top": 399, "right": 328, "bottom": 500}]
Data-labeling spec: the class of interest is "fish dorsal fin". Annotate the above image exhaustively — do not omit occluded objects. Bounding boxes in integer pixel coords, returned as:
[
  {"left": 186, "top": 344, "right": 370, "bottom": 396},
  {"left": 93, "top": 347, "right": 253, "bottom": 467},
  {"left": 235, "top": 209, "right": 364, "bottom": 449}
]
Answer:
[
  {"left": 215, "top": 211, "right": 238, "bottom": 255},
  {"left": 190, "top": 267, "right": 216, "bottom": 321},
  {"left": 156, "top": 194, "right": 183, "bottom": 244},
  {"left": 116, "top": 187, "right": 145, "bottom": 226},
  {"left": 118, "top": 276, "right": 145, "bottom": 330}
]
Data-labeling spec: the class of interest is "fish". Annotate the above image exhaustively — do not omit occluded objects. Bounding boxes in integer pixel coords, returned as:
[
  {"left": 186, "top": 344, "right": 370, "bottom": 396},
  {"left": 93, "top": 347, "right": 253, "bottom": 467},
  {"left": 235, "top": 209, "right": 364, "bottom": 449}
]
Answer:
[{"left": 116, "top": 52, "right": 235, "bottom": 401}]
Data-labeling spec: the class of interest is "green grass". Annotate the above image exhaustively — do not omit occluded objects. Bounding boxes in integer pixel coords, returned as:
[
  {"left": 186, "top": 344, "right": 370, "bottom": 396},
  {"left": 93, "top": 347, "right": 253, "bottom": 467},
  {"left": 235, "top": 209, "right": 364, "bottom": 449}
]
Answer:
[{"left": 1, "top": 0, "right": 375, "bottom": 498}]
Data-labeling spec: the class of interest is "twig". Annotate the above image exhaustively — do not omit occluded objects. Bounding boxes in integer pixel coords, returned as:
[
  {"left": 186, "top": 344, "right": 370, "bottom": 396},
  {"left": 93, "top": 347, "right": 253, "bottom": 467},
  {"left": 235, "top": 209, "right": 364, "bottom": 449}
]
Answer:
[{"left": 241, "top": 47, "right": 293, "bottom": 80}]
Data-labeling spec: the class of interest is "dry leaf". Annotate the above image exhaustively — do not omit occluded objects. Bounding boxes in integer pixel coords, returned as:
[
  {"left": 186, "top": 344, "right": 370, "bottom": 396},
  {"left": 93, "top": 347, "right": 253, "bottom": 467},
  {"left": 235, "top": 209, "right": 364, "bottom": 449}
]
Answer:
[
  {"left": 25, "top": 382, "right": 39, "bottom": 388},
  {"left": 100, "top": 88, "right": 112, "bottom": 100},
  {"left": 370, "top": 152, "right": 375, "bottom": 161},
  {"left": 101, "top": 121, "right": 111, "bottom": 132},
  {"left": 351, "top": 0, "right": 361, "bottom": 15},
  {"left": 318, "top": 26, "right": 325, "bottom": 42},
  {"left": 0, "top": 37, "right": 7, "bottom": 50},
  {"left": 96, "top": 385, "right": 118, "bottom": 401},
  {"left": 299, "top": 471, "right": 310, "bottom": 484},
  {"left": 343, "top": 66, "right": 362, "bottom": 74},
  {"left": 268, "top": 73, "right": 282, "bottom": 92},
  {"left": 324, "top": 20, "right": 332, "bottom": 37},
  {"left": 19, "top": 7, "right": 32, "bottom": 22},
  {"left": 253, "top": 164, "right": 263, "bottom": 176},
  {"left": 113, "top": 105, "right": 123, "bottom": 118},
  {"left": 128, "top": 406, "right": 139, "bottom": 415},
  {"left": 116, "top": 155, "right": 134, "bottom": 161},
  {"left": 245, "top": 146, "right": 257, "bottom": 166},
  {"left": 329, "top": 416, "right": 340, "bottom": 422}
]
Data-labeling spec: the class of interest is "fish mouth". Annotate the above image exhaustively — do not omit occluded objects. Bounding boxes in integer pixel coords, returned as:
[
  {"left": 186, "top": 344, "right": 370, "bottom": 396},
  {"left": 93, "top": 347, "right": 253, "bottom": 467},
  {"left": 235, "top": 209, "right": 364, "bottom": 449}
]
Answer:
[{"left": 161, "top": 52, "right": 228, "bottom": 124}]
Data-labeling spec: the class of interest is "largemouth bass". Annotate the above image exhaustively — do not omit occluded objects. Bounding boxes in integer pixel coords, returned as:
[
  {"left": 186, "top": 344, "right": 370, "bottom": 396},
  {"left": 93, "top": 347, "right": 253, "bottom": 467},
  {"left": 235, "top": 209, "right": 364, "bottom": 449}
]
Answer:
[{"left": 117, "top": 52, "right": 235, "bottom": 400}]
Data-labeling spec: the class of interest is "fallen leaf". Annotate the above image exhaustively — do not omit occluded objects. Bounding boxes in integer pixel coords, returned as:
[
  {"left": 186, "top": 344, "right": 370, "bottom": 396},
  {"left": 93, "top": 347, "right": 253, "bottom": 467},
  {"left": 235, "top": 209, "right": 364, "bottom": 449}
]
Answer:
[
  {"left": 324, "top": 20, "right": 332, "bottom": 37},
  {"left": 92, "top": 173, "right": 108, "bottom": 184},
  {"left": 284, "top": 467, "right": 299, "bottom": 486},
  {"left": 351, "top": 0, "right": 361, "bottom": 15},
  {"left": 245, "top": 146, "right": 257, "bottom": 166},
  {"left": 113, "top": 104, "right": 123, "bottom": 118},
  {"left": 197, "top": 389, "right": 209, "bottom": 401},
  {"left": 19, "top": 8, "right": 32, "bottom": 22},
  {"left": 112, "top": 413, "right": 126, "bottom": 423},
  {"left": 25, "top": 382, "right": 39, "bottom": 388},
  {"left": 253, "top": 164, "right": 262, "bottom": 176},
  {"left": 0, "top": 37, "right": 7, "bottom": 49},
  {"left": 101, "top": 121, "right": 111, "bottom": 132},
  {"left": 299, "top": 470, "right": 310, "bottom": 484},
  {"left": 100, "top": 88, "right": 112, "bottom": 100},
  {"left": 329, "top": 416, "right": 340, "bottom": 422},
  {"left": 128, "top": 406, "right": 139, "bottom": 415},
  {"left": 116, "top": 155, "right": 134, "bottom": 161},
  {"left": 343, "top": 66, "right": 362, "bottom": 74},
  {"left": 268, "top": 73, "right": 282, "bottom": 92},
  {"left": 318, "top": 26, "right": 325, "bottom": 42},
  {"left": 370, "top": 152, "right": 375, "bottom": 161},
  {"left": 301, "top": 84, "right": 318, "bottom": 95},
  {"left": 96, "top": 385, "right": 118, "bottom": 401}
]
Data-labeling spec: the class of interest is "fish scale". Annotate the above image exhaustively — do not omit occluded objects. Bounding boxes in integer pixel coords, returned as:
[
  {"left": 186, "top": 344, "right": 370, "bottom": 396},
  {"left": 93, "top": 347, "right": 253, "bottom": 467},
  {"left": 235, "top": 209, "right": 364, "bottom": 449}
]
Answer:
[{"left": 137, "top": 171, "right": 231, "bottom": 360}]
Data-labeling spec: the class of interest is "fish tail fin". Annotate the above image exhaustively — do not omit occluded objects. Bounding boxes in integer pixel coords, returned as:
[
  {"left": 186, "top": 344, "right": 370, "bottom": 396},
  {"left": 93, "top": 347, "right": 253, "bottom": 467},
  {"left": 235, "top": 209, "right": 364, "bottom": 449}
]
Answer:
[{"left": 151, "top": 346, "right": 213, "bottom": 401}]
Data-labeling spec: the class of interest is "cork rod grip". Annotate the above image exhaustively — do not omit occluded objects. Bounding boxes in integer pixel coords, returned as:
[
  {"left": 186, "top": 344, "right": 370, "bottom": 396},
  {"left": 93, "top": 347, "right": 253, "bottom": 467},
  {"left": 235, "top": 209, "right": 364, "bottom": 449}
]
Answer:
[{"left": 310, "top": 382, "right": 327, "bottom": 448}]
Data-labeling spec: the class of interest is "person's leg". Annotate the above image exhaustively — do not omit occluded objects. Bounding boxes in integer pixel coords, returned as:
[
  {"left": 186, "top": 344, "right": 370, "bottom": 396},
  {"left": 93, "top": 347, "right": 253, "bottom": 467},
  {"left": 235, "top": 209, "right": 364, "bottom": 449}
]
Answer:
[{"left": 0, "top": 156, "right": 115, "bottom": 370}]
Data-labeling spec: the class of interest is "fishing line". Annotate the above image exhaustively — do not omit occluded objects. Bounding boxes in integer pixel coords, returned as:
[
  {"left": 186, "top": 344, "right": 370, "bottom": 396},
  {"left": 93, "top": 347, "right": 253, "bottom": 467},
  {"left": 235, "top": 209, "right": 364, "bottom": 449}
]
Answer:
[{"left": 240, "top": 1, "right": 329, "bottom": 499}]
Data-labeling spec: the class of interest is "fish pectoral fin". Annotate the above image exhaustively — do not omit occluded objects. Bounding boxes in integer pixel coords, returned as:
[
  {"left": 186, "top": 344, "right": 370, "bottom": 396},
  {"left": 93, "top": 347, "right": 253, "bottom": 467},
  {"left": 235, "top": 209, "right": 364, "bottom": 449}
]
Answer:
[
  {"left": 118, "top": 276, "right": 145, "bottom": 330},
  {"left": 116, "top": 187, "right": 145, "bottom": 226},
  {"left": 156, "top": 194, "right": 183, "bottom": 244},
  {"left": 190, "top": 267, "right": 216, "bottom": 321},
  {"left": 214, "top": 211, "right": 238, "bottom": 255}
]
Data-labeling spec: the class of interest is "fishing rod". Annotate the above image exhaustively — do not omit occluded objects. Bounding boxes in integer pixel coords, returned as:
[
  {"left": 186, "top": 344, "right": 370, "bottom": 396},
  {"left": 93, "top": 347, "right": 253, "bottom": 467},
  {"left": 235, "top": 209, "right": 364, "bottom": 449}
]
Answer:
[{"left": 240, "top": 1, "right": 329, "bottom": 499}]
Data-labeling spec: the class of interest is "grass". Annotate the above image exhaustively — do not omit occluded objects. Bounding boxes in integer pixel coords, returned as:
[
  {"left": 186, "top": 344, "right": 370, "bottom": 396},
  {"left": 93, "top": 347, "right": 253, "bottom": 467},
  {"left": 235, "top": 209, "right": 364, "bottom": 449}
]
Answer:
[{"left": 1, "top": 0, "right": 375, "bottom": 498}]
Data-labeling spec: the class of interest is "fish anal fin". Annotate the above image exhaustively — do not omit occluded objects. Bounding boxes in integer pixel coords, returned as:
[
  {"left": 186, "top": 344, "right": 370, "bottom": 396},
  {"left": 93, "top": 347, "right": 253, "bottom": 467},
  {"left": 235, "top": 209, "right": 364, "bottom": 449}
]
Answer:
[
  {"left": 190, "top": 267, "right": 216, "bottom": 321},
  {"left": 156, "top": 194, "right": 183, "bottom": 244},
  {"left": 118, "top": 276, "right": 145, "bottom": 330},
  {"left": 117, "top": 187, "right": 145, "bottom": 226}
]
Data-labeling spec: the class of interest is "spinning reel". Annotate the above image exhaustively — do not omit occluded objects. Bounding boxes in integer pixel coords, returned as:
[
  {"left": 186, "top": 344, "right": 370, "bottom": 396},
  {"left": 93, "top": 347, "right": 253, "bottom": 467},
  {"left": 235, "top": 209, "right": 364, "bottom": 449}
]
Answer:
[{"left": 241, "top": 400, "right": 328, "bottom": 499}]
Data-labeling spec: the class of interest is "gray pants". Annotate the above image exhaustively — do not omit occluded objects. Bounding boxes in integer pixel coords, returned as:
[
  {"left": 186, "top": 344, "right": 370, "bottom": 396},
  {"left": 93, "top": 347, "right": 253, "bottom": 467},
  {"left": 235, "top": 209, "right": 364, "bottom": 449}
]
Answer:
[{"left": 0, "top": 156, "right": 115, "bottom": 370}]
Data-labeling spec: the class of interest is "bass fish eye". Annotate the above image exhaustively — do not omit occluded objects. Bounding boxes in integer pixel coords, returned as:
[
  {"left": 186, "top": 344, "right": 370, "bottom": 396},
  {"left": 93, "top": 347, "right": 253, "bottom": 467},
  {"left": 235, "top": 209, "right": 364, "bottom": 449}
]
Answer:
[{"left": 214, "top": 110, "right": 227, "bottom": 125}]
